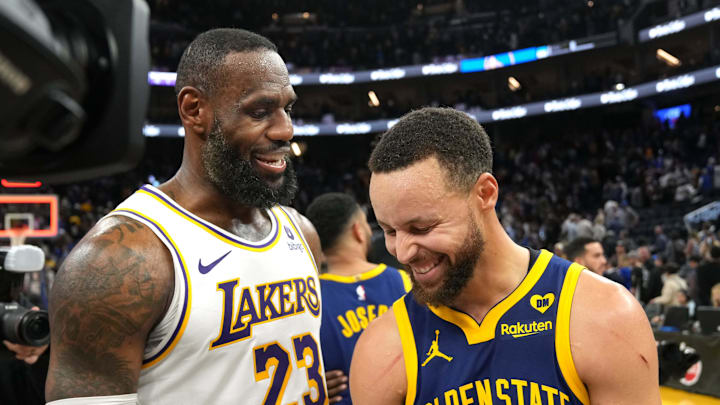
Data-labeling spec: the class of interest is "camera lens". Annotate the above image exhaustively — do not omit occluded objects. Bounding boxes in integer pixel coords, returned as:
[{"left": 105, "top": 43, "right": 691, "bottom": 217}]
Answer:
[
  {"left": 0, "top": 304, "right": 50, "bottom": 346},
  {"left": 21, "top": 311, "right": 50, "bottom": 344}
]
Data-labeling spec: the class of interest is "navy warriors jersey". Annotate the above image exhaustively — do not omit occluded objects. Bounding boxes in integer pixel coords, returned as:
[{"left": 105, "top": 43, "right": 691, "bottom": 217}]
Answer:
[
  {"left": 107, "top": 185, "right": 328, "bottom": 405},
  {"left": 319, "top": 264, "right": 412, "bottom": 404},
  {"left": 395, "top": 249, "right": 590, "bottom": 405}
]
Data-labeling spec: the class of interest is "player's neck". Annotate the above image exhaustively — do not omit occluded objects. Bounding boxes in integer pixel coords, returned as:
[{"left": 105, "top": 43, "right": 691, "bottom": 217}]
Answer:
[
  {"left": 159, "top": 169, "right": 270, "bottom": 235},
  {"left": 325, "top": 254, "right": 379, "bottom": 277},
  {"left": 451, "top": 226, "right": 530, "bottom": 323}
]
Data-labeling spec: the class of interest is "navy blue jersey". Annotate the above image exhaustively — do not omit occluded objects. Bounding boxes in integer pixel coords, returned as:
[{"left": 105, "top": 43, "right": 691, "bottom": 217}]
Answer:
[
  {"left": 394, "top": 249, "right": 590, "bottom": 405},
  {"left": 320, "top": 264, "right": 411, "bottom": 404}
]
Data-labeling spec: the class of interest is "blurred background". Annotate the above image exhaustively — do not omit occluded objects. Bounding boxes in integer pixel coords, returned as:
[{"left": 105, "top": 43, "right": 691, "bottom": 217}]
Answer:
[{"left": 3, "top": 0, "right": 720, "bottom": 403}]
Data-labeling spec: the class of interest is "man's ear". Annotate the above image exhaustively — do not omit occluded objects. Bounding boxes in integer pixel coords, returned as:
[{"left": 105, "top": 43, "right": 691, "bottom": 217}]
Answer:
[
  {"left": 471, "top": 172, "right": 499, "bottom": 211},
  {"left": 351, "top": 221, "right": 365, "bottom": 244},
  {"left": 178, "top": 86, "right": 212, "bottom": 139}
]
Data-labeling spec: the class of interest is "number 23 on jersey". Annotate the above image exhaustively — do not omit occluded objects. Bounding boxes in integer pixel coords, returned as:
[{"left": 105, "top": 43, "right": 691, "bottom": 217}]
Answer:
[{"left": 254, "top": 333, "right": 328, "bottom": 405}]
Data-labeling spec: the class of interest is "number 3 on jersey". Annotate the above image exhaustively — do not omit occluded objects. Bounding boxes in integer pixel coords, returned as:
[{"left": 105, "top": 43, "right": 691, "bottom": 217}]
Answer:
[{"left": 254, "top": 333, "right": 328, "bottom": 405}]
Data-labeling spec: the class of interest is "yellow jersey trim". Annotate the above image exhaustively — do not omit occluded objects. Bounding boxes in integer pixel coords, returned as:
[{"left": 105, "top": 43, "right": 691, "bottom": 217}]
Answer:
[
  {"left": 428, "top": 249, "right": 553, "bottom": 345},
  {"left": 393, "top": 297, "right": 418, "bottom": 405},
  {"left": 319, "top": 264, "right": 387, "bottom": 283},
  {"left": 136, "top": 188, "right": 281, "bottom": 252},
  {"left": 109, "top": 208, "right": 192, "bottom": 370},
  {"left": 276, "top": 207, "right": 319, "bottom": 274},
  {"left": 400, "top": 270, "right": 413, "bottom": 293},
  {"left": 555, "top": 263, "right": 590, "bottom": 405}
]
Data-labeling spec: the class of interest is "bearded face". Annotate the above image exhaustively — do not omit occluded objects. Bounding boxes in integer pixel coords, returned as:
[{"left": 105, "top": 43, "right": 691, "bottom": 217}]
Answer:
[
  {"left": 201, "top": 118, "right": 298, "bottom": 208},
  {"left": 409, "top": 214, "right": 485, "bottom": 308}
]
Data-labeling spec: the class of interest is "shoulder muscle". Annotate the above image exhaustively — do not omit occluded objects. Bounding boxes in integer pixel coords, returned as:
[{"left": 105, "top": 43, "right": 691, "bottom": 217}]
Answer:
[
  {"left": 47, "top": 215, "right": 174, "bottom": 400},
  {"left": 570, "top": 271, "right": 661, "bottom": 404},
  {"left": 350, "top": 307, "right": 406, "bottom": 405}
]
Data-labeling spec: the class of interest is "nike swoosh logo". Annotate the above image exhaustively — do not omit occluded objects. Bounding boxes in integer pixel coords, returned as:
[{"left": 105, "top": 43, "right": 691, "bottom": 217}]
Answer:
[{"left": 198, "top": 251, "right": 232, "bottom": 274}]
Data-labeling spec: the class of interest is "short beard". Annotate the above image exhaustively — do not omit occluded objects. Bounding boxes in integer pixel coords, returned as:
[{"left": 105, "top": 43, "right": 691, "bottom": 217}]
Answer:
[
  {"left": 409, "top": 214, "right": 484, "bottom": 308},
  {"left": 201, "top": 119, "right": 298, "bottom": 208}
]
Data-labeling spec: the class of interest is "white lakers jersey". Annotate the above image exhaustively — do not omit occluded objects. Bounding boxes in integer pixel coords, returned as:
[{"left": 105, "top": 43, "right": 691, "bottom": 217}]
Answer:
[{"left": 106, "top": 185, "right": 328, "bottom": 405}]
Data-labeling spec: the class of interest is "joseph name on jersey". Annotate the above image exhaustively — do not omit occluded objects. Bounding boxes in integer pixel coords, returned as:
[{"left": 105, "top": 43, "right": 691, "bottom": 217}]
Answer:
[
  {"left": 319, "top": 263, "right": 411, "bottom": 405},
  {"left": 108, "top": 185, "right": 328, "bottom": 405}
]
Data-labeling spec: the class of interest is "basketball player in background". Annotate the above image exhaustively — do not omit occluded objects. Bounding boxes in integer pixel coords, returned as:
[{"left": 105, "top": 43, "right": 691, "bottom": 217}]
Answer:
[
  {"left": 564, "top": 237, "right": 608, "bottom": 275},
  {"left": 351, "top": 107, "right": 660, "bottom": 405},
  {"left": 47, "top": 29, "right": 329, "bottom": 404},
  {"left": 306, "top": 193, "right": 411, "bottom": 405}
]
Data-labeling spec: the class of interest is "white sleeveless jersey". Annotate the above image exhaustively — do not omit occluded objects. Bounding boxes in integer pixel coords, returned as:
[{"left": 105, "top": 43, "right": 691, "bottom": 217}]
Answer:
[{"left": 106, "top": 185, "right": 328, "bottom": 405}]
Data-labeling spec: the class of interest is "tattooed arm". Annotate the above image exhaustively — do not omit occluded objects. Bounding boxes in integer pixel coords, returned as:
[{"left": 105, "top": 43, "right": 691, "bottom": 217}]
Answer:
[{"left": 46, "top": 216, "right": 174, "bottom": 401}]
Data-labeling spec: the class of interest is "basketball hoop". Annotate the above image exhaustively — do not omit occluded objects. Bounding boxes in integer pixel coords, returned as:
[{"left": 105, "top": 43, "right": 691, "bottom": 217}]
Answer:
[{"left": 9, "top": 226, "right": 29, "bottom": 246}]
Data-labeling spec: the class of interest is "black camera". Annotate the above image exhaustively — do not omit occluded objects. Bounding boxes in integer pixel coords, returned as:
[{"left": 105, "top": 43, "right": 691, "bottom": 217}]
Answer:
[
  {"left": 0, "top": 303, "right": 49, "bottom": 347},
  {"left": 0, "top": 0, "right": 149, "bottom": 183}
]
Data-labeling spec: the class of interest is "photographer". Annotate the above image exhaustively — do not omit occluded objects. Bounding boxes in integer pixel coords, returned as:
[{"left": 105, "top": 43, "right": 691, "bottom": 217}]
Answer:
[{"left": 0, "top": 243, "right": 50, "bottom": 405}]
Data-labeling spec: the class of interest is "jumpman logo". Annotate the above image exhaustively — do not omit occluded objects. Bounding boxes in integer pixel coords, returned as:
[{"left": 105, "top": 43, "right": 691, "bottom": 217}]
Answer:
[{"left": 421, "top": 329, "right": 453, "bottom": 367}]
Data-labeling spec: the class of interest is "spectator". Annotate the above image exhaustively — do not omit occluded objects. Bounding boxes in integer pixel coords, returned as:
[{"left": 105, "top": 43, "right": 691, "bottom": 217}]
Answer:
[
  {"left": 649, "top": 263, "right": 688, "bottom": 306},
  {"left": 697, "top": 245, "right": 720, "bottom": 306},
  {"left": 565, "top": 237, "right": 608, "bottom": 275},
  {"left": 711, "top": 283, "right": 720, "bottom": 307}
]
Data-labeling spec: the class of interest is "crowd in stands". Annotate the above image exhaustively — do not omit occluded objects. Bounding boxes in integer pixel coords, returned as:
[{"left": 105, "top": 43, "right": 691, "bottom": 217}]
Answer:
[{"left": 148, "top": 0, "right": 631, "bottom": 73}]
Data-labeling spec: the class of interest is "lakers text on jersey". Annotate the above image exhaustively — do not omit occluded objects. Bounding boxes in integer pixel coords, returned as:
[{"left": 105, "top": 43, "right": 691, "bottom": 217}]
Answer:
[{"left": 108, "top": 185, "right": 328, "bottom": 405}]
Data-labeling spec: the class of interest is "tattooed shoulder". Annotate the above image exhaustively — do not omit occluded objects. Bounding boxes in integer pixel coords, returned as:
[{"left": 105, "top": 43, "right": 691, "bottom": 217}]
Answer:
[{"left": 47, "top": 215, "right": 174, "bottom": 400}]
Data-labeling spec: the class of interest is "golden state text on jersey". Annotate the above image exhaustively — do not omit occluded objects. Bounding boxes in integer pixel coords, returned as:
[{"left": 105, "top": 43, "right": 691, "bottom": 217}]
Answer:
[
  {"left": 394, "top": 249, "right": 590, "bottom": 405},
  {"left": 109, "top": 185, "right": 328, "bottom": 405}
]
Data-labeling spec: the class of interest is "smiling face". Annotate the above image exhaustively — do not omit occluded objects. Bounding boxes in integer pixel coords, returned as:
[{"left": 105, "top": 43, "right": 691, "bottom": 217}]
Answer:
[
  {"left": 202, "top": 50, "right": 298, "bottom": 208},
  {"left": 370, "top": 157, "right": 484, "bottom": 307}
]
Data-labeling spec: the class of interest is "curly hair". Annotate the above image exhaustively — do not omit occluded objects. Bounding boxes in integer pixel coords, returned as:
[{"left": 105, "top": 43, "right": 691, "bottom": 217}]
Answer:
[{"left": 368, "top": 107, "right": 492, "bottom": 192}]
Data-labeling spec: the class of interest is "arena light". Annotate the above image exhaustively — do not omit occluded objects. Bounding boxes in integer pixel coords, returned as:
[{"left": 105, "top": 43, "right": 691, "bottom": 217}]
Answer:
[
  {"left": 657, "top": 48, "right": 681, "bottom": 67},
  {"left": 508, "top": 76, "right": 522, "bottom": 92},
  {"left": 291, "top": 142, "right": 302, "bottom": 157},
  {"left": 368, "top": 91, "right": 380, "bottom": 107},
  {"left": 1, "top": 179, "right": 42, "bottom": 188},
  {"left": 614, "top": 83, "right": 625, "bottom": 91}
]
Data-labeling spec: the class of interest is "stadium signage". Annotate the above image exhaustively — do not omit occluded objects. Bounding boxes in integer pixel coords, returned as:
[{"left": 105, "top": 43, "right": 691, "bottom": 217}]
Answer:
[
  {"left": 648, "top": 20, "right": 686, "bottom": 39},
  {"left": 655, "top": 75, "right": 695, "bottom": 92},
  {"left": 600, "top": 88, "right": 638, "bottom": 104},
  {"left": 491, "top": 107, "right": 528, "bottom": 121},
  {"left": 421, "top": 63, "right": 458, "bottom": 75},
  {"left": 544, "top": 98, "right": 582, "bottom": 112},
  {"left": 145, "top": 64, "right": 720, "bottom": 137},
  {"left": 705, "top": 7, "right": 720, "bottom": 22},
  {"left": 293, "top": 125, "right": 320, "bottom": 136},
  {"left": 336, "top": 123, "right": 372, "bottom": 134},
  {"left": 289, "top": 74, "right": 303, "bottom": 85},
  {"left": 319, "top": 73, "right": 355, "bottom": 84},
  {"left": 370, "top": 68, "right": 406, "bottom": 81},
  {"left": 640, "top": 5, "right": 720, "bottom": 42}
]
